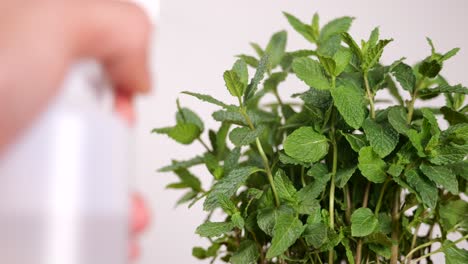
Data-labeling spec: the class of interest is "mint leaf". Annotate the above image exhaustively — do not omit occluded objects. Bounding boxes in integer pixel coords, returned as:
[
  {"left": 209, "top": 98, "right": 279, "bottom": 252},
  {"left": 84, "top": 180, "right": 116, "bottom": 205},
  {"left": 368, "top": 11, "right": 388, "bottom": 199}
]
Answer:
[
  {"left": 266, "top": 214, "right": 305, "bottom": 259},
  {"left": 196, "top": 221, "right": 234, "bottom": 237},
  {"left": 443, "top": 240, "right": 468, "bottom": 264},
  {"left": 204, "top": 167, "right": 262, "bottom": 210},
  {"left": 319, "top": 16, "right": 354, "bottom": 43},
  {"left": 257, "top": 205, "right": 295, "bottom": 237},
  {"left": 362, "top": 39, "right": 393, "bottom": 72},
  {"left": 439, "top": 200, "right": 468, "bottom": 232},
  {"left": 388, "top": 106, "right": 410, "bottom": 135},
  {"left": 420, "top": 163, "right": 458, "bottom": 194},
  {"left": 232, "top": 59, "right": 249, "bottom": 85},
  {"left": 152, "top": 123, "right": 201, "bottom": 145},
  {"left": 283, "top": 12, "right": 316, "bottom": 43},
  {"left": 229, "top": 126, "right": 265, "bottom": 147},
  {"left": 176, "top": 107, "right": 204, "bottom": 131},
  {"left": 292, "top": 57, "right": 331, "bottom": 90},
  {"left": 244, "top": 55, "right": 269, "bottom": 101},
  {"left": 333, "top": 47, "right": 353, "bottom": 76},
  {"left": 250, "top": 42, "right": 264, "bottom": 57},
  {"left": 217, "top": 194, "right": 238, "bottom": 215},
  {"left": 391, "top": 62, "right": 416, "bottom": 93},
  {"left": 224, "top": 70, "right": 246, "bottom": 98},
  {"left": 284, "top": 127, "right": 329, "bottom": 163},
  {"left": 335, "top": 166, "right": 357, "bottom": 188},
  {"left": 362, "top": 118, "right": 399, "bottom": 158},
  {"left": 405, "top": 169, "right": 438, "bottom": 208},
  {"left": 331, "top": 78, "right": 366, "bottom": 129},
  {"left": 266, "top": 31, "right": 287, "bottom": 69},
  {"left": 236, "top": 54, "right": 259, "bottom": 67},
  {"left": 342, "top": 32, "right": 363, "bottom": 61},
  {"left": 158, "top": 156, "right": 205, "bottom": 172},
  {"left": 303, "top": 222, "right": 328, "bottom": 248},
  {"left": 274, "top": 170, "right": 297, "bottom": 202},
  {"left": 232, "top": 212, "right": 245, "bottom": 229},
  {"left": 358, "top": 146, "right": 387, "bottom": 183},
  {"left": 419, "top": 59, "right": 442, "bottom": 78},
  {"left": 182, "top": 91, "right": 230, "bottom": 108},
  {"left": 341, "top": 132, "right": 368, "bottom": 152},
  {"left": 418, "top": 84, "right": 468, "bottom": 96},
  {"left": 351, "top": 208, "right": 379, "bottom": 237},
  {"left": 230, "top": 240, "right": 260, "bottom": 264}
]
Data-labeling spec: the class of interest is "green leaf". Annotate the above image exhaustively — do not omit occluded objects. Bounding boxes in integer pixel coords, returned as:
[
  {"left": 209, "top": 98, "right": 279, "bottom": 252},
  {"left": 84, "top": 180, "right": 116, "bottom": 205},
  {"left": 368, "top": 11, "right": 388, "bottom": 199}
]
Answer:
[
  {"left": 283, "top": 12, "right": 316, "bottom": 43},
  {"left": 181, "top": 91, "right": 230, "bottom": 108},
  {"left": 358, "top": 146, "right": 387, "bottom": 183},
  {"left": 257, "top": 205, "right": 295, "bottom": 236},
  {"left": 441, "top": 106, "right": 468, "bottom": 125},
  {"left": 443, "top": 240, "right": 468, "bottom": 264},
  {"left": 174, "top": 167, "right": 202, "bottom": 192},
  {"left": 152, "top": 123, "right": 201, "bottom": 145},
  {"left": 236, "top": 54, "right": 259, "bottom": 67},
  {"left": 229, "top": 126, "right": 265, "bottom": 147},
  {"left": 351, "top": 207, "right": 379, "bottom": 237},
  {"left": 302, "top": 172, "right": 331, "bottom": 200},
  {"left": 176, "top": 107, "right": 204, "bottom": 131},
  {"left": 266, "top": 31, "right": 287, "bottom": 68},
  {"left": 303, "top": 222, "right": 328, "bottom": 248},
  {"left": 342, "top": 32, "right": 363, "bottom": 61},
  {"left": 264, "top": 72, "right": 288, "bottom": 91},
  {"left": 274, "top": 170, "right": 297, "bottom": 202},
  {"left": 224, "top": 147, "right": 241, "bottom": 174},
  {"left": 341, "top": 132, "right": 368, "bottom": 152},
  {"left": 192, "top": 247, "right": 207, "bottom": 259},
  {"left": 230, "top": 240, "right": 260, "bottom": 264},
  {"left": 232, "top": 212, "right": 245, "bottom": 229},
  {"left": 362, "top": 118, "right": 399, "bottom": 158},
  {"left": 388, "top": 106, "right": 410, "bottom": 135},
  {"left": 405, "top": 169, "right": 438, "bottom": 208},
  {"left": 250, "top": 42, "right": 264, "bottom": 57},
  {"left": 195, "top": 221, "right": 234, "bottom": 237},
  {"left": 224, "top": 70, "right": 246, "bottom": 98},
  {"left": 418, "top": 84, "right": 468, "bottom": 96},
  {"left": 319, "top": 16, "right": 354, "bottom": 43},
  {"left": 335, "top": 166, "right": 357, "bottom": 188},
  {"left": 292, "top": 57, "right": 331, "bottom": 90},
  {"left": 341, "top": 238, "right": 356, "bottom": 264},
  {"left": 294, "top": 88, "right": 331, "bottom": 110},
  {"left": 362, "top": 39, "right": 393, "bottom": 72},
  {"left": 232, "top": 59, "right": 249, "bottom": 85},
  {"left": 439, "top": 200, "right": 468, "bottom": 232},
  {"left": 420, "top": 163, "right": 458, "bottom": 194},
  {"left": 217, "top": 194, "right": 238, "bottom": 215},
  {"left": 284, "top": 127, "right": 329, "bottom": 163},
  {"left": 244, "top": 55, "right": 269, "bottom": 101},
  {"left": 333, "top": 47, "right": 353, "bottom": 76},
  {"left": 204, "top": 167, "right": 262, "bottom": 210},
  {"left": 158, "top": 156, "right": 205, "bottom": 172},
  {"left": 331, "top": 78, "right": 366, "bottom": 129},
  {"left": 266, "top": 214, "right": 305, "bottom": 259},
  {"left": 419, "top": 59, "right": 442, "bottom": 78},
  {"left": 391, "top": 62, "right": 416, "bottom": 93}
]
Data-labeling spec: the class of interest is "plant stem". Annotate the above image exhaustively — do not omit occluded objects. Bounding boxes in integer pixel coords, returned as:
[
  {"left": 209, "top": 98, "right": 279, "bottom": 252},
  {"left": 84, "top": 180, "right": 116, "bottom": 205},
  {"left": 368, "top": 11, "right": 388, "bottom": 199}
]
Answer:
[
  {"left": 328, "top": 113, "right": 338, "bottom": 264},
  {"left": 406, "top": 78, "right": 425, "bottom": 124},
  {"left": 240, "top": 107, "right": 280, "bottom": 207},
  {"left": 406, "top": 223, "right": 421, "bottom": 263},
  {"left": 404, "top": 239, "right": 439, "bottom": 263},
  {"left": 364, "top": 73, "right": 376, "bottom": 119},
  {"left": 375, "top": 179, "right": 390, "bottom": 215},
  {"left": 356, "top": 181, "right": 372, "bottom": 264},
  {"left": 344, "top": 185, "right": 352, "bottom": 224},
  {"left": 197, "top": 138, "right": 211, "bottom": 152},
  {"left": 301, "top": 166, "right": 306, "bottom": 187},
  {"left": 391, "top": 188, "right": 401, "bottom": 264},
  {"left": 410, "top": 234, "right": 468, "bottom": 263}
]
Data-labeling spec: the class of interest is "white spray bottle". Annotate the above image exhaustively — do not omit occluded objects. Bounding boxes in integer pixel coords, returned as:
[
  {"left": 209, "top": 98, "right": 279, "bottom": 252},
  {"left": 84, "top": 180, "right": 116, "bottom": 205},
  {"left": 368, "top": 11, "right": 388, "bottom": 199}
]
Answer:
[{"left": 0, "top": 1, "right": 157, "bottom": 263}]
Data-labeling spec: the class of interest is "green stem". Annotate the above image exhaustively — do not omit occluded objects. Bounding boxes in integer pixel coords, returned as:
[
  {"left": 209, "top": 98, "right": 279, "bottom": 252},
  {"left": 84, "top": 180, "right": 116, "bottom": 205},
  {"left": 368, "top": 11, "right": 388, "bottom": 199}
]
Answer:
[
  {"left": 344, "top": 185, "right": 352, "bottom": 224},
  {"left": 240, "top": 107, "right": 280, "bottom": 207},
  {"left": 356, "top": 181, "right": 372, "bottom": 264},
  {"left": 411, "top": 234, "right": 468, "bottom": 263},
  {"left": 375, "top": 179, "right": 390, "bottom": 215},
  {"left": 406, "top": 223, "right": 422, "bottom": 263},
  {"left": 406, "top": 78, "right": 425, "bottom": 124},
  {"left": 391, "top": 188, "right": 401, "bottom": 264},
  {"left": 197, "top": 138, "right": 211, "bottom": 152},
  {"left": 364, "top": 73, "right": 376, "bottom": 119},
  {"left": 404, "top": 239, "right": 439, "bottom": 263},
  {"left": 301, "top": 166, "right": 306, "bottom": 187},
  {"left": 328, "top": 113, "right": 338, "bottom": 264}
]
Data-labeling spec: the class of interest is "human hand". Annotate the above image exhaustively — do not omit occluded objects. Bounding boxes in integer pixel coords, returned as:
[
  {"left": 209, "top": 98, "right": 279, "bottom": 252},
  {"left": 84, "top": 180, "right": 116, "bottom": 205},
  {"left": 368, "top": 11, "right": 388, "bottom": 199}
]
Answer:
[
  {"left": 130, "top": 193, "right": 150, "bottom": 261},
  {"left": 0, "top": 0, "right": 152, "bottom": 150}
]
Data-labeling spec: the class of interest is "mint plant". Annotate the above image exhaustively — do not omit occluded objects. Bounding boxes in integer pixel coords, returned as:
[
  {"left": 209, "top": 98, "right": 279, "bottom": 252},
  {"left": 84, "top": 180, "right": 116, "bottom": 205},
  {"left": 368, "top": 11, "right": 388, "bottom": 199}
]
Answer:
[{"left": 153, "top": 12, "right": 467, "bottom": 264}]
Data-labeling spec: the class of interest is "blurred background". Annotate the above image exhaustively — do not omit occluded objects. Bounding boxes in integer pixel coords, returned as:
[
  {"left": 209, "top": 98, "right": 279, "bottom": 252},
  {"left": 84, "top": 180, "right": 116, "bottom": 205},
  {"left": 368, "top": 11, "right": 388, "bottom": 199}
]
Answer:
[{"left": 135, "top": 0, "right": 468, "bottom": 263}]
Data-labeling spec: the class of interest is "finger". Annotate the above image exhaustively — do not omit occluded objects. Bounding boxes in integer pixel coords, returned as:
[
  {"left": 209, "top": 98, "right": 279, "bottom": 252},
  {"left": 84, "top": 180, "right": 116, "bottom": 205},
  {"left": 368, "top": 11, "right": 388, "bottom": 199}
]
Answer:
[
  {"left": 69, "top": 1, "right": 153, "bottom": 93},
  {"left": 114, "top": 89, "right": 135, "bottom": 125},
  {"left": 129, "top": 240, "right": 140, "bottom": 261},
  {"left": 131, "top": 193, "right": 150, "bottom": 234}
]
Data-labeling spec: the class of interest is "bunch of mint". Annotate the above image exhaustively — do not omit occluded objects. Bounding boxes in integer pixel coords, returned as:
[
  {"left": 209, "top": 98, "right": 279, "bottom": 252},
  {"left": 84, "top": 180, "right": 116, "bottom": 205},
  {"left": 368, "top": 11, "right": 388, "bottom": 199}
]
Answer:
[{"left": 153, "top": 12, "right": 467, "bottom": 264}]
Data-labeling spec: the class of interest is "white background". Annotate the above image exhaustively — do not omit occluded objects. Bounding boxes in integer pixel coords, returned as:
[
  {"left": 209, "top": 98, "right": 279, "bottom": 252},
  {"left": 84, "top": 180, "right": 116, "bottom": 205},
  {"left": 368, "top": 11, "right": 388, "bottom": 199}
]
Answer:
[{"left": 134, "top": 0, "right": 468, "bottom": 263}]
